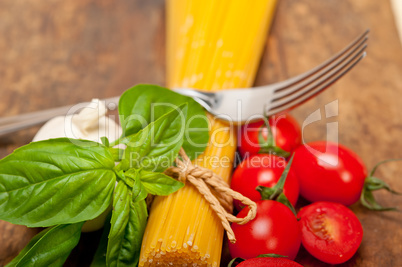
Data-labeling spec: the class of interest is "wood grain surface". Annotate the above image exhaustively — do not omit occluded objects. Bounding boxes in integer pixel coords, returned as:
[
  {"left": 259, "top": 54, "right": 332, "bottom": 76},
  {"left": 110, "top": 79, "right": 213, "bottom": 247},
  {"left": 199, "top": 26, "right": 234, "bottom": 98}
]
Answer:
[{"left": 1, "top": 0, "right": 401, "bottom": 266}]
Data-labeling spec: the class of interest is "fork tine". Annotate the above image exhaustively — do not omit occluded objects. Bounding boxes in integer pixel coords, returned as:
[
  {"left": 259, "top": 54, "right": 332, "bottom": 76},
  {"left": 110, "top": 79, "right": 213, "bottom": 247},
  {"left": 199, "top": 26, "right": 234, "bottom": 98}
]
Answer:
[
  {"left": 266, "top": 46, "right": 367, "bottom": 116},
  {"left": 272, "top": 35, "right": 368, "bottom": 100},
  {"left": 266, "top": 29, "right": 370, "bottom": 92}
]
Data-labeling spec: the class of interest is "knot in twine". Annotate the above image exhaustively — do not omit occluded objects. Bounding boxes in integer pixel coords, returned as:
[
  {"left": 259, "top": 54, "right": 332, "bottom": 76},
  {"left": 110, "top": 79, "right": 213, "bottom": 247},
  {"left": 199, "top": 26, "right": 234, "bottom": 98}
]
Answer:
[{"left": 165, "top": 148, "right": 257, "bottom": 243}]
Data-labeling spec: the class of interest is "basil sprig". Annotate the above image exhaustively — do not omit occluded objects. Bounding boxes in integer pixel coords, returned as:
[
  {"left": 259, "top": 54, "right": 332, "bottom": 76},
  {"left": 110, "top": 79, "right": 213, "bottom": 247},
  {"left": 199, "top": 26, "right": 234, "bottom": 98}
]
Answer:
[{"left": 0, "top": 84, "right": 209, "bottom": 267}]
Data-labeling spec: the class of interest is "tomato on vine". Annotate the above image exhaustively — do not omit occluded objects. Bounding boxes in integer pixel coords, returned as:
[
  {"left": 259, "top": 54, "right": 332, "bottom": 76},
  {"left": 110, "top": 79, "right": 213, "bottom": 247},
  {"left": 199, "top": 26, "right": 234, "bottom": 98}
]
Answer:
[
  {"left": 229, "top": 156, "right": 301, "bottom": 260},
  {"left": 229, "top": 200, "right": 301, "bottom": 260},
  {"left": 292, "top": 141, "right": 401, "bottom": 210},
  {"left": 231, "top": 154, "right": 299, "bottom": 210}
]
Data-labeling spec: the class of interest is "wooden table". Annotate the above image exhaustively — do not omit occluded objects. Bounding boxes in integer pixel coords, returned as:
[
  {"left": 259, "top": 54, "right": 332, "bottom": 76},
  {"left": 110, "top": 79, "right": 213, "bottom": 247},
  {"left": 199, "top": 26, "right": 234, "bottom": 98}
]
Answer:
[{"left": 1, "top": 0, "right": 401, "bottom": 266}]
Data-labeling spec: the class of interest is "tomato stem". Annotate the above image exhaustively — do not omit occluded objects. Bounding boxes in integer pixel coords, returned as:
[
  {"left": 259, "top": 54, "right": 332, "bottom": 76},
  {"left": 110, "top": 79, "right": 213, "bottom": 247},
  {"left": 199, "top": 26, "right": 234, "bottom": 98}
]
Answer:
[
  {"left": 256, "top": 253, "right": 287, "bottom": 258},
  {"left": 258, "top": 117, "right": 290, "bottom": 158},
  {"left": 369, "top": 158, "right": 402, "bottom": 178},
  {"left": 256, "top": 155, "right": 297, "bottom": 216},
  {"left": 227, "top": 257, "right": 245, "bottom": 267},
  {"left": 360, "top": 158, "right": 402, "bottom": 211}
]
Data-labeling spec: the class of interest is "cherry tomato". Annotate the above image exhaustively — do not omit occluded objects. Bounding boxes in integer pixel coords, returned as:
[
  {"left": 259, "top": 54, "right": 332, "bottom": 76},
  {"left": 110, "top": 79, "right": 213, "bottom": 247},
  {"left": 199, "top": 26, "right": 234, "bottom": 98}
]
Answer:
[
  {"left": 298, "top": 202, "right": 363, "bottom": 264},
  {"left": 231, "top": 154, "right": 299, "bottom": 210},
  {"left": 229, "top": 200, "right": 301, "bottom": 260},
  {"left": 238, "top": 113, "right": 301, "bottom": 158},
  {"left": 237, "top": 257, "right": 303, "bottom": 267},
  {"left": 292, "top": 141, "right": 367, "bottom": 206}
]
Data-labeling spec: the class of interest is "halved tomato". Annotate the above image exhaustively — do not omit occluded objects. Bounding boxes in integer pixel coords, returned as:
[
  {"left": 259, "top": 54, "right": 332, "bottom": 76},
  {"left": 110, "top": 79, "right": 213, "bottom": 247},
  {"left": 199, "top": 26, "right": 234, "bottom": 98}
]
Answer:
[{"left": 298, "top": 202, "right": 363, "bottom": 264}]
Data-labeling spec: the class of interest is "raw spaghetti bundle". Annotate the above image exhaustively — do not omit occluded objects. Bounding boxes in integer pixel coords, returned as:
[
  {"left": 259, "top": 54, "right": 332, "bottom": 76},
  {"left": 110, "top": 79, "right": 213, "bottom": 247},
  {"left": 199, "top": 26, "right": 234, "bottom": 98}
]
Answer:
[
  {"left": 139, "top": 0, "right": 277, "bottom": 265},
  {"left": 164, "top": 148, "right": 257, "bottom": 243}
]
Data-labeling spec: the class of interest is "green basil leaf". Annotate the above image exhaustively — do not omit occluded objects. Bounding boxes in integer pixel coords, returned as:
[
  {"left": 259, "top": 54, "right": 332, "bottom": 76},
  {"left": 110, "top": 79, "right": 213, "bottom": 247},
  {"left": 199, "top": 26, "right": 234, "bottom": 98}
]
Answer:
[
  {"left": 132, "top": 176, "right": 148, "bottom": 203},
  {"left": 107, "top": 181, "right": 130, "bottom": 266},
  {"left": 127, "top": 200, "right": 148, "bottom": 266},
  {"left": 124, "top": 169, "right": 148, "bottom": 203},
  {"left": 118, "top": 84, "right": 209, "bottom": 160},
  {"left": 139, "top": 170, "right": 184, "bottom": 196},
  {"left": 107, "top": 181, "right": 148, "bottom": 267},
  {"left": 90, "top": 213, "right": 112, "bottom": 267},
  {"left": 109, "top": 147, "right": 124, "bottom": 162},
  {"left": 6, "top": 222, "right": 84, "bottom": 267},
  {"left": 6, "top": 230, "right": 49, "bottom": 266},
  {"left": 120, "top": 104, "right": 187, "bottom": 172},
  {"left": 100, "top": 136, "right": 110, "bottom": 147},
  {"left": 0, "top": 138, "right": 116, "bottom": 227}
]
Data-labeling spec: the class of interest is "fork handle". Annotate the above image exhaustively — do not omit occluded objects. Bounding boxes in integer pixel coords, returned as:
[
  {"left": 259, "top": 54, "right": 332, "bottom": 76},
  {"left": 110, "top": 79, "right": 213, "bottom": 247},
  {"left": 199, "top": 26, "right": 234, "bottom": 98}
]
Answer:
[{"left": 0, "top": 97, "right": 119, "bottom": 137}]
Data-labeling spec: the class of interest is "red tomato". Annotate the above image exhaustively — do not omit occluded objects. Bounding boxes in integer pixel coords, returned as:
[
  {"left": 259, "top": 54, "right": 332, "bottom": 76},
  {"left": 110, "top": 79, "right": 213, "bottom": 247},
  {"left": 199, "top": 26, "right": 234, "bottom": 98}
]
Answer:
[
  {"left": 292, "top": 141, "right": 367, "bottom": 206},
  {"left": 238, "top": 113, "right": 301, "bottom": 158},
  {"left": 298, "top": 202, "right": 363, "bottom": 264},
  {"left": 229, "top": 200, "right": 301, "bottom": 260},
  {"left": 231, "top": 154, "right": 299, "bottom": 210},
  {"left": 237, "top": 257, "right": 303, "bottom": 267}
]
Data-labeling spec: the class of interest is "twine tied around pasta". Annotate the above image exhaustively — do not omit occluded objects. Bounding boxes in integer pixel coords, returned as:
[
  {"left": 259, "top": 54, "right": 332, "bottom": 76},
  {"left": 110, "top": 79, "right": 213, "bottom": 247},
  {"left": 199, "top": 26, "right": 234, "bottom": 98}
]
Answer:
[{"left": 164, "top": 148, "right": 257, "bottom": 243}]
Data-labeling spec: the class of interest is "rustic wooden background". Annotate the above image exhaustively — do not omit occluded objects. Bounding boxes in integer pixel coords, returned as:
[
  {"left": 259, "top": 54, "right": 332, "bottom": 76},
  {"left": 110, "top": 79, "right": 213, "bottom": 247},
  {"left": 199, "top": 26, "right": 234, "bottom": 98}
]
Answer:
[{"left": 1, "top": 0, "right": 401, "bottom": 266}]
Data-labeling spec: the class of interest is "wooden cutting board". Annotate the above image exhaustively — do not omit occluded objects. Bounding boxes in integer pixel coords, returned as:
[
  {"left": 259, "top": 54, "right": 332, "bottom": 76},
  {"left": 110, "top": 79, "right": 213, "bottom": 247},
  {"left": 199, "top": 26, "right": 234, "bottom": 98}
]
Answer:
[{"left": 1, "top": 0, "right": 401, "bottom": 266}]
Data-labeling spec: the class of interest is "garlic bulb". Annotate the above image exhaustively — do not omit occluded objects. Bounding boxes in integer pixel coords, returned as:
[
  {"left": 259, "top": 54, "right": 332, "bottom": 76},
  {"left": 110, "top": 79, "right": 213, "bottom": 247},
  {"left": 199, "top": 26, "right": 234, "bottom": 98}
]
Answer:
[{"left": 33, "top": 99, "right": 121, "bottom": 144}]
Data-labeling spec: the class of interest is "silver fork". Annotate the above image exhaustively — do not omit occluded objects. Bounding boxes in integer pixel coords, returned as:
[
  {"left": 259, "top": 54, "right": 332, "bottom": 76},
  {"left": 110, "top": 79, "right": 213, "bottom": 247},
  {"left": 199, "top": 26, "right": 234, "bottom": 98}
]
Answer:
[
  {"left": 176, "top": 29, "right": 368, "bottom": 121},
  {"left": 0, "top": 30, "right": 368, "bottom": 136}
]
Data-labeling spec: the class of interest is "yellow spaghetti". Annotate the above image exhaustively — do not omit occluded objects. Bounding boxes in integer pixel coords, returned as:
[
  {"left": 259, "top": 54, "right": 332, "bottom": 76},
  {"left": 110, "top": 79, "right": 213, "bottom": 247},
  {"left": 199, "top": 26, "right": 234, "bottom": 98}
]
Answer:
[{"left": 140, "top": 0, "right": 277, "bottom": 265}]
